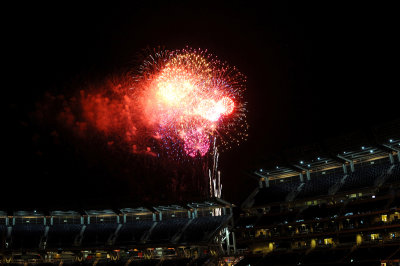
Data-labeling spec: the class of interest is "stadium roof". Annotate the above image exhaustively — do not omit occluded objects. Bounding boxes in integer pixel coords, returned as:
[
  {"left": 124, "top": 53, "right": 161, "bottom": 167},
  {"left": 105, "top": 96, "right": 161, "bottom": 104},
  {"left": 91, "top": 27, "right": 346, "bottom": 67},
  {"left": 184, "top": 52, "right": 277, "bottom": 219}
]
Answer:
[
  {"left": 254, "top": 125, "right": 400, "bottom": 181},
  {"left": 13, "top": 210, "right": 44, "bottom": 217},
  {"left": 50, "top": 210, "right": 80, "bottom": 216},
  {"left": 2, "top": 199, "right": 231, "bottom": 216}
]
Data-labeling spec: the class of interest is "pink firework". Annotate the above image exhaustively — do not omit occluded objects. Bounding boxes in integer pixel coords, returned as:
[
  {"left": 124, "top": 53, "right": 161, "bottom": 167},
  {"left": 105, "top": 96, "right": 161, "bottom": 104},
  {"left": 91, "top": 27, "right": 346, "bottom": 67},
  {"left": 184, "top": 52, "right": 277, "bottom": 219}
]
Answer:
[{"left": 183, "top": 129, "right": 210, "bottom": 157}]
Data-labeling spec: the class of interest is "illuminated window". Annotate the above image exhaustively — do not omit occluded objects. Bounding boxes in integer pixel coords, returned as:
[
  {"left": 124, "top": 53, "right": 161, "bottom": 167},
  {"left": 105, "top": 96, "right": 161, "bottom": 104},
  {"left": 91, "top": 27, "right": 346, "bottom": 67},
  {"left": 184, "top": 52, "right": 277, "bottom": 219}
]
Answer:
[
  {"left": 311, "top": 239, "right": 317, "bottom": 248},
  {"left": 370, "top": 234, "right": 379, "bottom": 240},
  {"left": 268, "top": 242, "right": 274, "bottom": 251},
  {"left": 356, "top": 234, "right": 362, "bottom": 245},
  {"left": 255, "top": 229, "right": 267, "bottom": 238},
  {"left": 381, "top": 215, "right": 387, "bottom": 222},
  {"left": 324, "top": 238, "right": 333, "bottom": 245}
]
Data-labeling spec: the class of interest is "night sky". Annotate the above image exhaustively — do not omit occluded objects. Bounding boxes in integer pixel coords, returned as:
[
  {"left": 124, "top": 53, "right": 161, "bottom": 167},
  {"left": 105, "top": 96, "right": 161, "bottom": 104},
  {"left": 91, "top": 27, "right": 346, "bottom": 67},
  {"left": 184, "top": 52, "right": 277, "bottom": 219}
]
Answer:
[{"left": 3, "top": 2, "right": 398, "bottom": 209}]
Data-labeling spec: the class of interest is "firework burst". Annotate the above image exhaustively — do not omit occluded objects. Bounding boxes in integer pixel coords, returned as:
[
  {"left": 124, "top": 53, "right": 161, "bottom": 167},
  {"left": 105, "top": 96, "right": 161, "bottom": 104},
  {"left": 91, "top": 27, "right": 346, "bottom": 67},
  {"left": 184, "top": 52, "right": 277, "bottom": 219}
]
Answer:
[{"left": 134, "top": 47, "right": 248, "bottom": 158}]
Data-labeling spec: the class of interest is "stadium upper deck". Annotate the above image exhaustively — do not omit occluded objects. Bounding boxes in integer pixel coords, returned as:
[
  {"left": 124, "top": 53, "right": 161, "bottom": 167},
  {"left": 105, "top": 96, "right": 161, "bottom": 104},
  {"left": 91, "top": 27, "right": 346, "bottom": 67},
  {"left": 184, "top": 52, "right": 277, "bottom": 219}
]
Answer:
[
  {"left": 0, "top": 199, "right": 234, "bottom": 253},
  {"left": 245, "top": 131, "right": 400, "bottom": 208}
]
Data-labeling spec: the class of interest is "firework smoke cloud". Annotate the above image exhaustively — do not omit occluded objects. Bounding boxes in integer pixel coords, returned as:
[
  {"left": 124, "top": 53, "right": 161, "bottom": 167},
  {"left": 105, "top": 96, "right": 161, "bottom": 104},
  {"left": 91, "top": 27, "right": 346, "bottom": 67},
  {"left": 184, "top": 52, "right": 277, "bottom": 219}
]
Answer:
[{"left": 36, "top": 47, "right": 248, "bottom": 159}]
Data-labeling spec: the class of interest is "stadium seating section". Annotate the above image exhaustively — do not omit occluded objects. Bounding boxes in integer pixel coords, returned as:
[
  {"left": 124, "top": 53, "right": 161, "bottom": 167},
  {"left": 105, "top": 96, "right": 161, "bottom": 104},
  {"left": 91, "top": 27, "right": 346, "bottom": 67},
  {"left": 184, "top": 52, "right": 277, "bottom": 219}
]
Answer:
[{"left": 252, "top": 160, "right": 400, "bottom": 206}]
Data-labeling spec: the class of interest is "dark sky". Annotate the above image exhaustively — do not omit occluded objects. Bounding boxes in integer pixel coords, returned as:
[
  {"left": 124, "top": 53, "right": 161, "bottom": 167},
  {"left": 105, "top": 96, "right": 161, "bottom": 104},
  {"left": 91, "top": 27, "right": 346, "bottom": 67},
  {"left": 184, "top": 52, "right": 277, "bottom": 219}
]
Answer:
[{"left": 3, "top": 2, "right": 398, "bottom": 208}]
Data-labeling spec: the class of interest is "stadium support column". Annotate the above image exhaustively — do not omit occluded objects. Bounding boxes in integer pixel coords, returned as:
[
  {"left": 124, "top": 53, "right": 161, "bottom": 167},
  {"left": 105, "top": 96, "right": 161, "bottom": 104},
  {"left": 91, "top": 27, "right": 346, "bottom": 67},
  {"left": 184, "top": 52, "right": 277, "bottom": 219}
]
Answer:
[
  {"left": 254, "top": 172, "right": 269, "bottom": 187},
  {"left": 223, "top": 227, "right": 237, "bottom": 256},
  {"left": 337, "top": 155, "right": 354, "bottom": 172},
  {"left": 389, "top": 153, "right": 394, "bottom": 164},
  {"left": 226, "top": 228, "right": 231, "bottom": 255},
  {"left": 299, "top": 173, "right": 304, "bottom": 182},
  {"left": 294, "top": 165, "right": 310, "bottom": 181},
  {"left": 382, "top": 144, "right": 400, "bottom": 163}
]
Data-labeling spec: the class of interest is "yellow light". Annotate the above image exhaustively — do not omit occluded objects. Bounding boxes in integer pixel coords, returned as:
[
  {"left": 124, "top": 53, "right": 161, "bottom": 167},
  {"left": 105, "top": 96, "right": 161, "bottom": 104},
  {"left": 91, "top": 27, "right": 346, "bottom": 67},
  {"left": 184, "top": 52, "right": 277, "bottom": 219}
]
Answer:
[
  {"left": 311, "top": 239, "right": 317, "bottom": 248},
  {"left": 356, "top": 234, "right": 363, "bottom": 245},
  {"left": 268, "top": 242, "right": 274, "bottom": 251},
  {"left": 371, "top": 233, "right": 379, "bottom": 240}
]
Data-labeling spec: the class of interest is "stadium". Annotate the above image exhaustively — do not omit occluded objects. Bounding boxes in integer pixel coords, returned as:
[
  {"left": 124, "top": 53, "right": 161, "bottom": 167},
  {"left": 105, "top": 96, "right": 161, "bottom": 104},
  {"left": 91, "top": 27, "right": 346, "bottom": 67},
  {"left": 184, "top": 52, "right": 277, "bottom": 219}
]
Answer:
[
  {"left": 2, "top": 121, "right": 399, "bottom": 265},
  {"left": 3, "top": 2, "right": 399, "bottom": 266}
]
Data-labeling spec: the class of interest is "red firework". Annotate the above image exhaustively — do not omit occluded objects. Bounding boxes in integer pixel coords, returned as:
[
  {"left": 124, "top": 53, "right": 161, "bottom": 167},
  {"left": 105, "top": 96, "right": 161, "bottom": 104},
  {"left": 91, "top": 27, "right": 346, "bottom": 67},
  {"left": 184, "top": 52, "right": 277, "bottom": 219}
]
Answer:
[{"left": 134, "top": 47, "right": 248, "bottom": 157}]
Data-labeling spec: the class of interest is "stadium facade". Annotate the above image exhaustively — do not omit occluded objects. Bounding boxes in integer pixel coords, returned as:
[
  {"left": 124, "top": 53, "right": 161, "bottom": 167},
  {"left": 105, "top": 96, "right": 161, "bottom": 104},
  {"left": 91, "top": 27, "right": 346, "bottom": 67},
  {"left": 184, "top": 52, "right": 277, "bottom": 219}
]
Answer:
[{"left": 0, "top": 199, "right": 237, "bottom": 265}]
